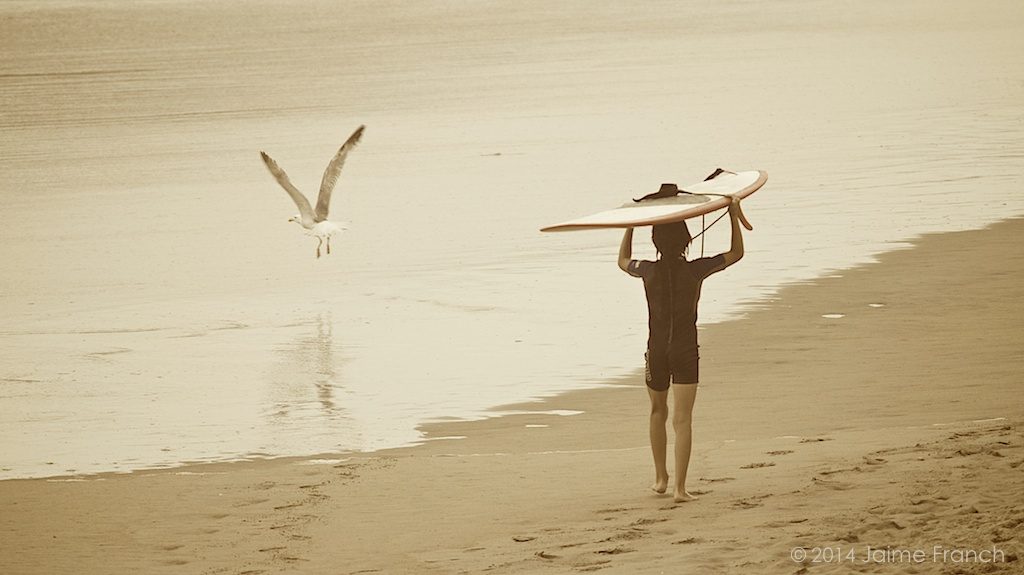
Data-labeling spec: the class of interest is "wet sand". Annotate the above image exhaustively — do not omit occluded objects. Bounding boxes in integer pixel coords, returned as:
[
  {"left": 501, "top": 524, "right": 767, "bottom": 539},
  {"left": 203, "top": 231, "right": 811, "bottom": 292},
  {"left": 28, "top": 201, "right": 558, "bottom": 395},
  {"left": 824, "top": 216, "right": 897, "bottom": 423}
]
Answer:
[{"left": 2, "top": 218, "right": 1020, "bottom": 574}]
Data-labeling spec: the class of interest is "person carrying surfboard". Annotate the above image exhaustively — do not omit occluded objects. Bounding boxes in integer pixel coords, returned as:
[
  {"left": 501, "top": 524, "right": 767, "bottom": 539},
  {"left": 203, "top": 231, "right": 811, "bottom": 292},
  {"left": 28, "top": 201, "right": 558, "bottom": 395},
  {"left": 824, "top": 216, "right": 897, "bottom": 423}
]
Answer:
[{"left": 617, "top": 196, "right": 746, "bottom": 503}]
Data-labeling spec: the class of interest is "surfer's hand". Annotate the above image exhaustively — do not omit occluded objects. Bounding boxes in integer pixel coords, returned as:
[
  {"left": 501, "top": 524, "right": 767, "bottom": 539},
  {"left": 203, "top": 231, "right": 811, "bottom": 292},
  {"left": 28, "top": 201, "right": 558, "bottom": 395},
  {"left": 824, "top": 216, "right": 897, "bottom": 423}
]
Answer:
[{"left": 729, "top": 197, "right": 753, "bottom": 230}]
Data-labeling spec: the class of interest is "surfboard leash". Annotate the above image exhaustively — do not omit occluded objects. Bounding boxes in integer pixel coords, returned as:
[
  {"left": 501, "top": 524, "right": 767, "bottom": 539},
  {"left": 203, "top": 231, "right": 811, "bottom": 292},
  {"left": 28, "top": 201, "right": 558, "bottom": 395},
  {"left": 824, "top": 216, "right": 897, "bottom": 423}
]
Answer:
[
  {"left": 701, "top": 213, "right": 705, "bottom": 256},
  {"left": 689, "top": 209, "right": 731, "bottom": 257}
]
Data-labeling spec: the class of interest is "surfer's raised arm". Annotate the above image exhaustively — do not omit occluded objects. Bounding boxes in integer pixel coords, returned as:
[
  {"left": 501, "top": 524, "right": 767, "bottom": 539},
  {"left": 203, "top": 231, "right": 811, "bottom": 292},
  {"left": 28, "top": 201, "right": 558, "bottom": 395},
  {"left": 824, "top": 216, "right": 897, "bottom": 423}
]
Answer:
[
  {"left": 617, "top": 228, "right": 634, "bottom": 273},
  {"left": 721, "top": 198, "right": 745, "bottom": 267}
]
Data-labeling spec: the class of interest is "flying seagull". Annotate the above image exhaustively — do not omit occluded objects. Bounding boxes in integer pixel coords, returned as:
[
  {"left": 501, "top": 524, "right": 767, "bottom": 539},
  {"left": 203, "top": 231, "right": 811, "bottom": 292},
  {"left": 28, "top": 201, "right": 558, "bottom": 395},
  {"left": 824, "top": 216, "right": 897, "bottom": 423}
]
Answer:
[{"left": 260, "top": 125, "right": 365, "bottom": 258}]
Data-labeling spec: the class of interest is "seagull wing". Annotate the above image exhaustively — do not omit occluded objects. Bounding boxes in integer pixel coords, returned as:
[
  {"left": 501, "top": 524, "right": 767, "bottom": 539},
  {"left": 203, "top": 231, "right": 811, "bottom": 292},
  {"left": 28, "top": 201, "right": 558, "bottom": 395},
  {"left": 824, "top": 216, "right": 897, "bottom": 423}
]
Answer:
[
  {"left": 260, "top": 151, "right": 315, "bottom": 226},
  {"left": 315, "top": 124, "right": 365, "bottom": 222}
]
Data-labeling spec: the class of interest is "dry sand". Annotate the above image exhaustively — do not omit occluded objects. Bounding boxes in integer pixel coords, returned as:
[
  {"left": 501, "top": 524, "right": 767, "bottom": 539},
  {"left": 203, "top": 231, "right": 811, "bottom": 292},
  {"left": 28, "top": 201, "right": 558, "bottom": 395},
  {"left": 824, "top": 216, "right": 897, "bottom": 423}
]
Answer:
[{"left": 2, "top": 218, "right": 1021, "bottom": 574}]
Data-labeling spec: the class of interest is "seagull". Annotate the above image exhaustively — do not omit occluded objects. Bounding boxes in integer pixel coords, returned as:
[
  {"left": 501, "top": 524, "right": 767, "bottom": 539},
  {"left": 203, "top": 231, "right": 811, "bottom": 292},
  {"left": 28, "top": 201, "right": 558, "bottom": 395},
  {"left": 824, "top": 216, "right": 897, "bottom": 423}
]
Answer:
[{"left": 260, "top": 125, "right": 365, "bottom": 258}]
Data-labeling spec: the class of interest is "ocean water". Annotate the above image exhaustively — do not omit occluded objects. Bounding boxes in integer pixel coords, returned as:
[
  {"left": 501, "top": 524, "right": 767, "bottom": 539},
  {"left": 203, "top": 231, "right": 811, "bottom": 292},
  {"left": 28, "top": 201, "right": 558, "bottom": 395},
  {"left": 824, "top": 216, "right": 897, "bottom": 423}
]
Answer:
[{"left": 1, "top": 0, "right": 1022, "bottom": 479}]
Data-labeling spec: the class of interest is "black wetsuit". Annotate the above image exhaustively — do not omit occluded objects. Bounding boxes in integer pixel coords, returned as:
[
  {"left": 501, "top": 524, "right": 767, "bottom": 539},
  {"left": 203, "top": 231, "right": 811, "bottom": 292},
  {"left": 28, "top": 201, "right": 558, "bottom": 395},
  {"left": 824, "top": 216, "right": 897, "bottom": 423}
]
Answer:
[{"left": 627, "top": 254, "right": 727, "bottom": 390}]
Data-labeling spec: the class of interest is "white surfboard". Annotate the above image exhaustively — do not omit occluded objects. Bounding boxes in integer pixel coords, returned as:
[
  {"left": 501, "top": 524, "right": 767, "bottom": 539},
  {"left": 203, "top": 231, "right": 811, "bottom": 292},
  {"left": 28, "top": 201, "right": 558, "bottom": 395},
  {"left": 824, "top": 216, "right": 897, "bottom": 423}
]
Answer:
[{"left": 541, "top": 170, "right": 766, "bottom": 232}]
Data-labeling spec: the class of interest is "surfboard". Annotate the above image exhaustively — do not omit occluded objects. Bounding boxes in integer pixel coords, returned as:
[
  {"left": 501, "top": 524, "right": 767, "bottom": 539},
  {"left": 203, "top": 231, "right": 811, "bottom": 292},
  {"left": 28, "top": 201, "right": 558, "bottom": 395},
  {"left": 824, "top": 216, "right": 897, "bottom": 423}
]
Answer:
[{"left": 540, "top": 170, "right": 767, "bottom": 232}]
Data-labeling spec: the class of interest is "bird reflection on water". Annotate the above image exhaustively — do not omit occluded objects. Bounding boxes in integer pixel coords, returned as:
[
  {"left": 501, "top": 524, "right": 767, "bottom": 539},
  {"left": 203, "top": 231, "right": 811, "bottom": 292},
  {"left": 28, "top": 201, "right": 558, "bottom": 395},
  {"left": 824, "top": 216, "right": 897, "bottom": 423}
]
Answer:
[{"left": 268, "top": 312, "right": 347, "bottom": 423}]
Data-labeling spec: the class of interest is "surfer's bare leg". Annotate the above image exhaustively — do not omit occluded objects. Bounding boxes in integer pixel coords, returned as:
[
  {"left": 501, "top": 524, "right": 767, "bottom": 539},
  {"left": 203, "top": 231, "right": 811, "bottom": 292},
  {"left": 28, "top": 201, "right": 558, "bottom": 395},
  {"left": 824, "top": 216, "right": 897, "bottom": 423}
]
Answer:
[
  {"left": 648, "top": 387, "right": 670, "bottom": 494},
  {"left": 672, "top": 384, "right": 699, "bottom": 502}
]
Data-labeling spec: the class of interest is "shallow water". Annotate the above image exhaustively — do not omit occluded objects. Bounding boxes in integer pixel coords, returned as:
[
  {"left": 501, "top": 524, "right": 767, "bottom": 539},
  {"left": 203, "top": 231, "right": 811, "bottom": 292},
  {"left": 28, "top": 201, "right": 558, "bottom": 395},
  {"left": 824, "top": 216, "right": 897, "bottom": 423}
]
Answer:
[{"left": 1, "top": 0, "right": 1022, "bottom": 479}]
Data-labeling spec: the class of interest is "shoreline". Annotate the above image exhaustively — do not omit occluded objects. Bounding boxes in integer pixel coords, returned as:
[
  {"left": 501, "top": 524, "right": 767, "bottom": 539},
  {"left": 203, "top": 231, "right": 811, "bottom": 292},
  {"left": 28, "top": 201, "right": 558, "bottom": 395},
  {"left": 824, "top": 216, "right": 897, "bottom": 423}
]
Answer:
[
  {"left": 4, "top": 214, "right": 1020, "bottom": 484},
  {"left": 2, "top": 218, "right": 1022, "bottom": 573}
]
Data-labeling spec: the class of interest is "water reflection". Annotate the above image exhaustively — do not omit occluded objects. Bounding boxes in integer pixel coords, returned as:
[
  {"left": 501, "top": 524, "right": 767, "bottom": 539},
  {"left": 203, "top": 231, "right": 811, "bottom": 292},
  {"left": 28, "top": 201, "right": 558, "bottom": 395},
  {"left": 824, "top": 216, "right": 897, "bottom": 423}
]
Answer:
[{"left": 269, "top": 312, "right": 347, "bottom": 423}]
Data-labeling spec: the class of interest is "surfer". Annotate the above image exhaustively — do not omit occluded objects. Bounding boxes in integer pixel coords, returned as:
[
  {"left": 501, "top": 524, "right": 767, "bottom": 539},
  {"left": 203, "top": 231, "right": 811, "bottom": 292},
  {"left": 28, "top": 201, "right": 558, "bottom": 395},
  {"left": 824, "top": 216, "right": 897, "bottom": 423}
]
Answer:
[{"left": 617, "top": 197, "right": 746, "bottom": 502}]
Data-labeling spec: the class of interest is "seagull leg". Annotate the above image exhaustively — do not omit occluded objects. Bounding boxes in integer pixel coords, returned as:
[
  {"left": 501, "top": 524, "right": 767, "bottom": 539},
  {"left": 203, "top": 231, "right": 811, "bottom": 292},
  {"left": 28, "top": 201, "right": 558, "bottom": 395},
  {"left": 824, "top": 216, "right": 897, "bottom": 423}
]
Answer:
[
  {"left": 326, "top": 236, "right": 331, "bottom": 255},
  {"left": 316, "top": 237, "right": 323, "bottom": 259}
]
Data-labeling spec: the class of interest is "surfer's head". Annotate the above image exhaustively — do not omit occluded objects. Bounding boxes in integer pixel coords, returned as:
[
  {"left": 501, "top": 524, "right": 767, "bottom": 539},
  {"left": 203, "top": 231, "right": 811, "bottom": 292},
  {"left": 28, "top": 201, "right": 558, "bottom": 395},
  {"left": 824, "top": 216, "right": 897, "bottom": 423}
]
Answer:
[{"left": 652, "top": 221, "right": 691, "bottom": 257}]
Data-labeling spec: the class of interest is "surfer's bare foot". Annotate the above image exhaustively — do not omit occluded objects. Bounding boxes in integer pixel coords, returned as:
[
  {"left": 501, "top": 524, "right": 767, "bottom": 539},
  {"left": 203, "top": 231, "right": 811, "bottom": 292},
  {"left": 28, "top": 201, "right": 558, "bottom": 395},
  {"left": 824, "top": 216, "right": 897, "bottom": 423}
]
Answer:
[
  {"left": 674, "top": 489, "right": 697, "bottom": 503},
  {"left": 651, "top": 476, "right": 669, "bottom": 494}
]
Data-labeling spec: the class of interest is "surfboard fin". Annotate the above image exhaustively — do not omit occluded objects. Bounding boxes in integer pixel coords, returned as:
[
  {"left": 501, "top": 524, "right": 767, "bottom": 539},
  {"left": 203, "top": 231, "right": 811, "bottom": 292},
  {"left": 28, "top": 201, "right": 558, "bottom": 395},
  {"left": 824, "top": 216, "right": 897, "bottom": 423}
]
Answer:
[
  {"left": 704, "top": 168, "right": 727, "bottom": 181},
  {"left": 633, "top": 168, "right": 732, "bottom": 202}
]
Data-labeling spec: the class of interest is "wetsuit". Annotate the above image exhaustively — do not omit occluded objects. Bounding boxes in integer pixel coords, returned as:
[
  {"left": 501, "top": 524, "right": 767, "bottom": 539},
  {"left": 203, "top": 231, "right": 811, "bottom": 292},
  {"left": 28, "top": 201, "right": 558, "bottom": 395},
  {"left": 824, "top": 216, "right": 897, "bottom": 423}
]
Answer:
[{"left": 627, "top": 254, "right": 727, "bottom": 390}]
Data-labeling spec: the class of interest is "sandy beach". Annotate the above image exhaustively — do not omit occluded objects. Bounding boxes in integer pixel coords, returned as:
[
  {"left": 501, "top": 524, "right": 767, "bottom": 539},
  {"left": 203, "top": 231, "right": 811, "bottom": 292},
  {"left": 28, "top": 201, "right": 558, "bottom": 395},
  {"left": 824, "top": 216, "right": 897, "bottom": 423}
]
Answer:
[{"left": 3, "top": 218, "right": 1021, "bottom": 574}]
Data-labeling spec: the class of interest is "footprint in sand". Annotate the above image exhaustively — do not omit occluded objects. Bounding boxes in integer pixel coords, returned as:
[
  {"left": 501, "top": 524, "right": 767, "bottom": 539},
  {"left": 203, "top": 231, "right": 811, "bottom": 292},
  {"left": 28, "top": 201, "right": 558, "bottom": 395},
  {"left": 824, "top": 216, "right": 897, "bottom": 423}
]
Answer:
[
  {"left": 818, "top": 466, "right": 861, "bottom": 476},
  {"left": 766, "top": 450, "right": 794, "bottom": 456},
  {"left": 602, "top": 529, "right": 647, "bottom": 542},
  {"left": 799, "top": 437, "right": 834, "bottom": 443},
  {"left": 595, "top": 547, "right": 635, "bottom": 555},
  {"left": 595, "top": 507, "right": 638, "bottom": 514},
  {"left": 575, "top": 560, "right": 612, "bottom": 572},
  {"left": 595, "top": 507, "right": 641, "bottom": 522},
  {"left": 811, "top": 477, "right": 855, "bottom": 491},
  {"left": 761, "top": 518, "right": 809, "bottom": 528},
  {"left": 672, "top": 537, "right": 704, "bottom": 545},
  {"left": 1001, "top": 517, "right": 1024, "bottom": 530},
  {"left": 740, "top": 462, "right": 776, "bottom": 469},
  {"left": 953, "top": 445, "right": 985, "bottom": 457},
  {"left": 837, "top": 519, "right": 908, "bottom": 545},
  {"left": 335, "top": 468, "right": 357, "bottom": 479},
  {"left": 632, "top": 517, "right": 668, "bottom": 526},
  {"left": 871, "top": 519, "right": 906, "bottom": 531},
  {"left": 993, "top": 529, "right": 1015, "bottom": 544},
  {"left": 732, "top": 494, "right": 772, "bottom": 509},
  {"left": 699, "top": 476, "right": 736, "bottom": 483},
  {"left": 950, "top": 430, "right": 984, "bottom": 439}
]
